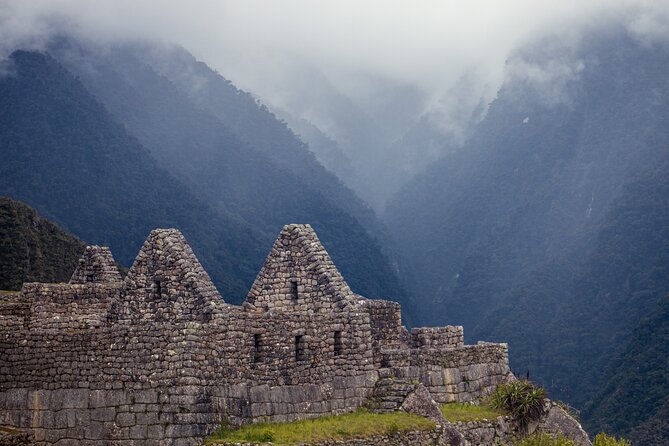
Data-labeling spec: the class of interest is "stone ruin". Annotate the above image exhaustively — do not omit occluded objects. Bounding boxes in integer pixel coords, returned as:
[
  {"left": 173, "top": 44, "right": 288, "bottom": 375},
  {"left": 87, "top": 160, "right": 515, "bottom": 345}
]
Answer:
[{"left": 0, "top": 224, "right": 516, "bottom": 445}]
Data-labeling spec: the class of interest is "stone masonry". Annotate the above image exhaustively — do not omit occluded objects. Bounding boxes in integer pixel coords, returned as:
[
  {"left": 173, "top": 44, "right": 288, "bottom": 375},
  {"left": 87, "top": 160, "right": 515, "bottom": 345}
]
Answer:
[{"left": 0, "top": 224, "right": 514, "bottom": 445}]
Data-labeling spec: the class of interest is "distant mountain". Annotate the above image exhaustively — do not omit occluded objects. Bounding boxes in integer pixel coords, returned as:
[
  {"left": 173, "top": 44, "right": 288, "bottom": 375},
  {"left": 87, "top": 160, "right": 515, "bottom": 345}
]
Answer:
[
  {"left": 139, "top": 44, "right": 381, "bottom": 235},
  {"left": 271, "top": 108, "right": 358, "bottom": 189},
  {"left": 0, "top": 197, "right": 85, "bottom": 290},
  {"left": 46, "top": 40, "right": 410, "bottom": 311},
  {"left": 0, "top": 50, "right": 265, "bottom": 298},
  {"left": 385, "top": 27, "right": 669, "bottom": 442}
]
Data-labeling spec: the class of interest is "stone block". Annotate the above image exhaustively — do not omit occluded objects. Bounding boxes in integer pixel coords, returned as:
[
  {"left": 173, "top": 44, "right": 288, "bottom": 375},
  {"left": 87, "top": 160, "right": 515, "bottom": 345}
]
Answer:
[
  {"left": 134, "top": 389, "right": 158, "bottom": 404},
  {"left": 115, "top": 412, "right": 135, "bottom": 427},
  {"left": 90, "top": 407, "right": 116, "bottom": 422}
]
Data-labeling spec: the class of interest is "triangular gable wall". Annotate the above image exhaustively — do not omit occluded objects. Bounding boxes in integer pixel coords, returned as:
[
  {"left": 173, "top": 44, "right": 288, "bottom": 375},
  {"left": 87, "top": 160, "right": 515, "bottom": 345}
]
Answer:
[
  {"left": 122, "top": 229, "right": 222, "bottom": 320},
  {"left": 69, "top": 245, "right": 122, "bottom": 284},
  {"left": 244, "top": 224, "right": 358, "bottom": 312}
]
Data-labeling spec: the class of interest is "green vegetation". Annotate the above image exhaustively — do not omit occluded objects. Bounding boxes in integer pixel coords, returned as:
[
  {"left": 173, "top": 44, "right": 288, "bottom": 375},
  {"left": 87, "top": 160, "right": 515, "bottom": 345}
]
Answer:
[
  {"left": 514, "top": 433, "right": 576, "bottom": 446},
  {"left": 206, "top": 409, "right": 435, "bottom": 445},
  {"left": 514, "top": 432, "right": 630, "bottom": 446},
  {"left": 586, "top": 294, "right": 669, "bottom": 444},
  {"left": 491, "top": 381, "right": 546, "bottom": 431},
  {"left": 0, "top": 197, "right": 85, "bottom": 290},
  {"left": 593, "top": 433, "right": 631, "bottom": 446},
  {"left": 440, "top": 402, "right": 505, "bottom": 422}
]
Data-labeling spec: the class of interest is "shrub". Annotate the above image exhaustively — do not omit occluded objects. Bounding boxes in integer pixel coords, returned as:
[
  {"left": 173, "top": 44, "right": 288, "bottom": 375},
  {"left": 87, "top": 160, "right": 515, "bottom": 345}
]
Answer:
[
  {"left": 490, "top": 380, "right": 547, "bottom": 431},
  {"left": 592, "top": 433, "right": 631, "bottom": 446}
]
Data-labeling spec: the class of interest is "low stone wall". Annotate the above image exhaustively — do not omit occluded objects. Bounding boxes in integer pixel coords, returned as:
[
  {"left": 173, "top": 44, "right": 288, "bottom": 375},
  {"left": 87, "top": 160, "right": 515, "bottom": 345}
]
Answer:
[
  {"left": 0, "top": 372, "right": 378, "bottom": 446},
  {"left": 411, "top": 326, "right": 464, "bottom": 349},
  {"left": 209, "top": 425, "right": 462, "bottom": 446},
  {"left": 450, "top": 418, "right": 513, "bottom": 446},
  {"left": 381, "top": 343, "right": 513, "bottom": 403},
  {"left": 207, "top": 419, "right": 516, "bottom": 446}
]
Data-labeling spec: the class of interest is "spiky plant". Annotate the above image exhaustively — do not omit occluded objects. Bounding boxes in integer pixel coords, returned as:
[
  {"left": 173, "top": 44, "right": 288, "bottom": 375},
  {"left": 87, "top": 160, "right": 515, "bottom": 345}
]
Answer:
[{"left": 490, "top": 380, "right": 547, "bottom": 432}]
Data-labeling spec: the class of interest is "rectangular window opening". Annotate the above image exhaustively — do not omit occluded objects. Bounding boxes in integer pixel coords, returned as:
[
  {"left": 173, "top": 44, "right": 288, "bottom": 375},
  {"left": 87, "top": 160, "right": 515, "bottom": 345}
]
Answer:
[
  {"left": 290, "top": 280, "right": 298, "bottom": 304},
  {"left": 334, "top": 331, "right": 342, "bottom": 356},
  {"left": 295, "top": 335, "right": 305, "bottom": 361},
  {"left": 155, "top": 280, "right": 162, "bottom": 299},
  {"left": 253, "top": 334, "right": 262, "bottom": 363}
]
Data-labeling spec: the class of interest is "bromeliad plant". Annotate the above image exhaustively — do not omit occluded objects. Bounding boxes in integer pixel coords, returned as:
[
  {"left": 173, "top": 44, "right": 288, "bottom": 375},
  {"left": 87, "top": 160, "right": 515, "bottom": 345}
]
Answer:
[{"left": 490, "top": 380, "right": 547, "bottom": 432}]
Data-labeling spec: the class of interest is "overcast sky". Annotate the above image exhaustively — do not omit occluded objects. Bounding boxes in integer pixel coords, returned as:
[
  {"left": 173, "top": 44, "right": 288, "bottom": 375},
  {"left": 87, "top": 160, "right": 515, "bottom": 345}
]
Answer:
[{"left": 1, "top": 0, "right": 668, "bottom": 131}]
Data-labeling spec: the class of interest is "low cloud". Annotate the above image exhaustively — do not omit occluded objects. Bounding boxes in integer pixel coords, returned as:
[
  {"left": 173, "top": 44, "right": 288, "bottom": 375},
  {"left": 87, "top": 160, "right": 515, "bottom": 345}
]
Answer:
[{"left": 1, "top": 0, "right": 668, "bottom": 147}]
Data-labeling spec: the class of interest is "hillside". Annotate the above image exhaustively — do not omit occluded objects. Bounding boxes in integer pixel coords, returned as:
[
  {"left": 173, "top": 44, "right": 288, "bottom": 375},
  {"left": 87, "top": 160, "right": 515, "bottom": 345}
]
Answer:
[
  {"left": 385, "top": 27, "right": 669, "bottom": 442},
  {"left": 0, "top": 50, "right": 265, "bottom": 298},
  {"left": 0, "top": 197, "right": 85, "bottom": 290},
  {"left": 585, "top": 294, "right": 669, "bottom": 444}
]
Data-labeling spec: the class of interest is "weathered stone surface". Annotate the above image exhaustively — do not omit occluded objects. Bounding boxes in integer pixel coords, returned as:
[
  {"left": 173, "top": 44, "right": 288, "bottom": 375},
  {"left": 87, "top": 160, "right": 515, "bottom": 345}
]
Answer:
[
  {"left": 0, "top": 225, "right": 537, "bottom": 446},
  {"left": 400, "top": 384, "right": 445, "bottom": 423},
  {"left": 69, "top": 246, "right": 122, "bottom": 285},
  {"left": 537, "top": 404, "right": 592, "bottom": 446}
]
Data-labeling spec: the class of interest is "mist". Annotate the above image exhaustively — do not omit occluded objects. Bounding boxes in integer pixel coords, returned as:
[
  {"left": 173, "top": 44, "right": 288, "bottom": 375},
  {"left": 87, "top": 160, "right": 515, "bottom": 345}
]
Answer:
[{"left": 2, "top": 0, "right": 668, "bottom": 208}]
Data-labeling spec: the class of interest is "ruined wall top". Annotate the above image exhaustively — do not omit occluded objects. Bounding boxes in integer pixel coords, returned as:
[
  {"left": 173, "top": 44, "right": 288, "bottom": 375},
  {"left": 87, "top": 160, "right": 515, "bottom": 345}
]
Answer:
[
  {"left": 69, "top": 245, "right": 122, "bottom": 284},
  {"left": 244, "top": 224, "right": 358, "bottom": 313}
]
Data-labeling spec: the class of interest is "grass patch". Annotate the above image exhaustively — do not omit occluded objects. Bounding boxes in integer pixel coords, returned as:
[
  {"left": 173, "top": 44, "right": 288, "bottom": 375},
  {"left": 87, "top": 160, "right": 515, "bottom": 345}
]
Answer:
[
  {"left": 206, "top": 409, "right": 436, "bottom": 445},
  {"left": 0, "top": 290, "right": 20, "bottom": 297},
  {"left": 514, "top": 432, "right": 631, "bottom": 446},
  {"left": 514, "top": 432, "right": 576, "bottom": 446},
  {"left": 440, "top": 402, "right": 505, "bottom": 422}
]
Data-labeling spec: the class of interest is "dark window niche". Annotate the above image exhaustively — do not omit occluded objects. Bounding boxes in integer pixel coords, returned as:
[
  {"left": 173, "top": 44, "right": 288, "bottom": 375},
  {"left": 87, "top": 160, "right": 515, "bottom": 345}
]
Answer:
[
  {"left": 334, "top": 331, "right": 343, "bottom": 356},
  {"left": 253, "top": 334, "right": 262, "bottom": 363},
  {"left": 154, "top": 280, "right": 162, "bottom": 299},
  {"left": 295, "top": 335, "right": 306, "bottom": 361},
  {"left": 290, "top": 280, "right": 298, "bottom": 303}
]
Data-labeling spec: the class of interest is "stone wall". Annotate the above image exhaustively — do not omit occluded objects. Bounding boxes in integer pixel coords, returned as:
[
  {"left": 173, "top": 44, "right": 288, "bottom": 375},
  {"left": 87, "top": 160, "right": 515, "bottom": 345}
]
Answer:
[
  {"left": 69, "top": 246, "right": 122, "bottom": 285},
  {"left": 411, "top": 326, "right": 464, "bottom": 349},
  {"left": 359, "top": 299, "right": 407, "bottom": 366},
  {"left": 380, "top": 343, "right": 512, "bottom": 403},
  {"left": 20, "top": 283, "right": 117, "bottom": 330},
  {"left": 0, "top": 225, "right": 515, "bottom": 445},
  {"left": 0, "top": 294, "right": 29, "bottom": 330}
]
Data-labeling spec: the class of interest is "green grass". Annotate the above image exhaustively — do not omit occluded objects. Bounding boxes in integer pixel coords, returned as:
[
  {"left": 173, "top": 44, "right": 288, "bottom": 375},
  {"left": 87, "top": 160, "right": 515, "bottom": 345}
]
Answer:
[
  {"left": 440, "top": 402, "right": 505, "bottom": 422},
  {"left": 514, "top": 432, "right": 575, "bottom": 446},
  {"left": 514, "top": 432, "right": 631, "bottom": 446},
  {"left": 205, "top": 409, "right": 436, "bottom": 445}
]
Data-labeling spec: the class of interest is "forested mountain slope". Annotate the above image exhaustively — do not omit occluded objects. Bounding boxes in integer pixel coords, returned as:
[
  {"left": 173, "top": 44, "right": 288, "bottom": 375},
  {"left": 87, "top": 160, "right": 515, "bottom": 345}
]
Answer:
[
  {"left": 140, "top": 44, "right": 381, "bottom": 234},
  {"left": 0, "top": 197, "right": 85, "bottom": 290},
  {"left": 48, "top": 40, "right": 409, "bottom": 309},
  {"left": 0, "top": 50, "right": 265, "bottom": 298},
  {"left": 585, "top": 294, "right": 669, "bottom": 444},
  {"left": 386, "top": 28, "right": 669, "bottom": 442}
]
